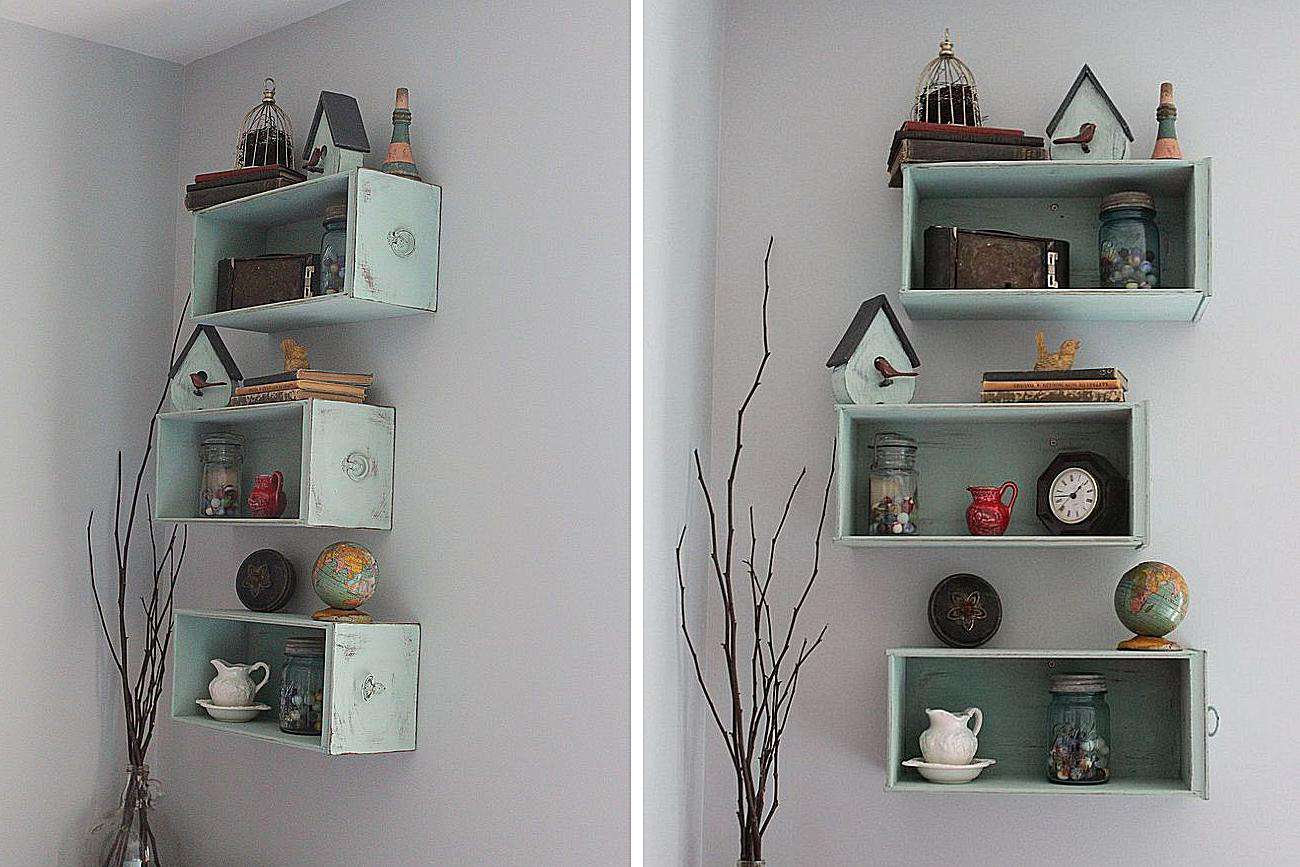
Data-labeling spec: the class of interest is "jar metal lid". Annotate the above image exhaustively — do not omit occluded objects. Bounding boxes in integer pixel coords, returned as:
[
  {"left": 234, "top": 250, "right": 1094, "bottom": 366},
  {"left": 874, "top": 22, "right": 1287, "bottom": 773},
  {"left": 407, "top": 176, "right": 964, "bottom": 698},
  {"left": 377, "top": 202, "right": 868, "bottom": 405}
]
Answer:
[
  {"left": 1100, "top": 191, "right": 1155, "bottom": 214},
  {"left": 1050, "top": 673, "right": 1107, "bottom": 693},
  {"left": 200, "top": 431, "right": 245, "bottom": 448},
  {"left": 284, "top": 636, "right": 326, "bottom": 657},
  {"left": 872, "top": 432, "right": 916, "bottom": 449},
  {"left": 323, "top": 202, "right": 348, "bottom": 223}
]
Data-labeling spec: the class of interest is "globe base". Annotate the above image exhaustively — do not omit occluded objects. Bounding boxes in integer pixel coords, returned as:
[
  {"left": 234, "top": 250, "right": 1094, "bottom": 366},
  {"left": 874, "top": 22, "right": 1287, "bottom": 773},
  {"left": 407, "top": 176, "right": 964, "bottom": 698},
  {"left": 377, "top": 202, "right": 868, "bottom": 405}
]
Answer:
[
  {"left": 1117, "top": 634, "right": 1182, "bottom": 651},
  {"left": 312, "top": 607, "right": 374, "bottom": 624}
]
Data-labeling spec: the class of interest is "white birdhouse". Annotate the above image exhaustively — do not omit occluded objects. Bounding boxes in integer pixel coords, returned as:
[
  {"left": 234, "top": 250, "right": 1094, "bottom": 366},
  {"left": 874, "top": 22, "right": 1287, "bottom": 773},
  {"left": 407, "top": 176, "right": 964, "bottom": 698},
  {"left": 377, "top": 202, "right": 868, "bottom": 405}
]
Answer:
[
  {"left": 826, "top": 295, "right": 921, "bottom": 405},
  {"left": 1046, "top": 65, "right": 1133, "bottom": 160},
  {"left": 302, "top": 91, "right": 371, "bottom": 175},
  {"left": 168, "top": 326, "right": 243, "bottom": 411}
]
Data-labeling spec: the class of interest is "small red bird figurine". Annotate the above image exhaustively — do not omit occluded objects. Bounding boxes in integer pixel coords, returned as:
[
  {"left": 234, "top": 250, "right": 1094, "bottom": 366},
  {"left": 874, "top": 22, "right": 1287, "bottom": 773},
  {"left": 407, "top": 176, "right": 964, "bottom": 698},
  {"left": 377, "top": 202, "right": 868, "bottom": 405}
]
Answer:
[
  {"left": 1052, "top": 122, "right": 1097, "bottom": 153},
  {"left": 874, "top": 356, "right": 919, "bottom": 385},
  {"left": 303, "top": 145, "right": 326, "bottom": 173},
  {"left": 189, "top": 371, "right": 227, "bottom": 395}
]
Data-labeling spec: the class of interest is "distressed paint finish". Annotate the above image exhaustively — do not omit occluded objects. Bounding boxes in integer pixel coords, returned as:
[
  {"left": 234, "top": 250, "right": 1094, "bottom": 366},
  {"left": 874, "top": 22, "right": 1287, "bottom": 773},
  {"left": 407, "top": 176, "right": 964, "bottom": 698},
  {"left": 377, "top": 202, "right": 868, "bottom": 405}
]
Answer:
[
  {"left": 155, "top": 400, "right": 394, "bottom": 529},
  {"left": 189, "top": 168, "right": 441, "bottom": 333},
  {"left": 834, "top": 403, "right": 1148, "bottom": 547},
  {"left": 329, "top": 623, "right": 421, "bottom": 754},
  {"left": 884, "top": 648, "right": 1209, "bottom": 798},
  {"left": 351, "top": 168, "right": 440, "bottom": 310},
  {"left": 170, "top": 609, "right": 420, "bottom": 755},
  {"left": 305, "top": 400, "right": 395, "bottom": 530},
  {"left": 900, "top": 160, "right": 1212, "bottom": 321}
]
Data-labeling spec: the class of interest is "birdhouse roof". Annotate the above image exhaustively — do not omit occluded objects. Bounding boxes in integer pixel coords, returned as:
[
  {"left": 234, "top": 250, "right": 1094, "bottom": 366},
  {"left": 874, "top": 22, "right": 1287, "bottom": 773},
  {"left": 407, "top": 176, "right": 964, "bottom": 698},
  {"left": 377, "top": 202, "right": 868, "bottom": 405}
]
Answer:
[
  {"left": 1046, "top": 65, "right": 1133, "bottom": 140},
  {"left": 169, "top": 325, "right": 243, "bottom": 382},
  {"left": 826, "top": 295, "right": 921, "bottom": 369},
  {"left": 302, "top": 91, "right": 371, "bottom": 161}
]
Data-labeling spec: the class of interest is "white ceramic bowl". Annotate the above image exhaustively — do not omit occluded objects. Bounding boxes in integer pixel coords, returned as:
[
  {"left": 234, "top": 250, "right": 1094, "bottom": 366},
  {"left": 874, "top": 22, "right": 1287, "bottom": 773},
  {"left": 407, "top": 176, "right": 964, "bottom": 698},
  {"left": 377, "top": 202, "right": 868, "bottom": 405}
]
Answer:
[
  {"left": 196, "top": 699, "right": 270, "bottom": 723},
  {"left": 902, "top": 757, "right": 996, "bottom": 784}
]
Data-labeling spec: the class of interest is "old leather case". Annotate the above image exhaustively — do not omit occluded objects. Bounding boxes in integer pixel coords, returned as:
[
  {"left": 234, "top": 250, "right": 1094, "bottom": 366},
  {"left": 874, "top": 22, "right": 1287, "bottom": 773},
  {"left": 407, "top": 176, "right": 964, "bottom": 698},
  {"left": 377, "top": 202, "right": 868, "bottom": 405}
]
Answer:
[
  {"left": 923, "top": 227, "right": 1069, "bottom": 289},
  {"left": 216, "top": 254, "right": 322, "bottom": 311}
]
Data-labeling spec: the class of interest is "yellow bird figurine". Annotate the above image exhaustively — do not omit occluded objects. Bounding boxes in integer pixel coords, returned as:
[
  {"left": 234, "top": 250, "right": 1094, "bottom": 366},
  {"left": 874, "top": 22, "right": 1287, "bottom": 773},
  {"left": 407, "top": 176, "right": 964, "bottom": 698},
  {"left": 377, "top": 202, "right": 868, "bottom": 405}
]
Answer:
[
  {"left": 281, "top": 338, "right": 309, "bottom": 373},
  {"left": 1034, "top": 331, "right": 1081, "bottom": 371}
]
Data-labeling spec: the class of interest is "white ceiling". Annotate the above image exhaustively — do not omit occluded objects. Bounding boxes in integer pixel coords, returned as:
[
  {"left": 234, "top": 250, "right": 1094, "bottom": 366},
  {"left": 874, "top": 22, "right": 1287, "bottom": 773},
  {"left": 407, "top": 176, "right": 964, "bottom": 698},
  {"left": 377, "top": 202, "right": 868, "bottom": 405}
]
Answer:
[{"left": 0, "top": 0, "right": 354, "bottom": 65}]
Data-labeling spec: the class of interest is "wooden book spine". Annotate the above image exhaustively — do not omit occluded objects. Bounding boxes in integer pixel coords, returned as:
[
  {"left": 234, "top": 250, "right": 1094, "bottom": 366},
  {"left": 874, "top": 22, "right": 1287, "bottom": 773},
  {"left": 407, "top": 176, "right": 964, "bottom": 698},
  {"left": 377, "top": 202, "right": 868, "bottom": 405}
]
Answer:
[
  {"left": 980, "top": 388, "right": 1126, "bottom": 403},
  {"left": 888, "top": 139, "right": 1048, "bottom": 187},
  {"left": 981, "top": 379, "right": 1125, "bottom": 392},
  {"left": 229, "top": 390, "right": 364, "bottom": 406},
  {"left": 236, "top": 380, "right": 367, "bottom": 398}
]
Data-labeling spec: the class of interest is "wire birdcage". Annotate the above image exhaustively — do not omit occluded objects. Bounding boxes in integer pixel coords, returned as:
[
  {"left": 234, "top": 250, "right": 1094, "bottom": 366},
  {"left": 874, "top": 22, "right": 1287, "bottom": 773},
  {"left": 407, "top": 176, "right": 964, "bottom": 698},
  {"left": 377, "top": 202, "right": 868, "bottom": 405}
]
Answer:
[
  {"left": 913, "top": 30, "right": 983, "bottom": 127},
  {"left": 235, "top": 78, "right": 294, "bottom": 169}
]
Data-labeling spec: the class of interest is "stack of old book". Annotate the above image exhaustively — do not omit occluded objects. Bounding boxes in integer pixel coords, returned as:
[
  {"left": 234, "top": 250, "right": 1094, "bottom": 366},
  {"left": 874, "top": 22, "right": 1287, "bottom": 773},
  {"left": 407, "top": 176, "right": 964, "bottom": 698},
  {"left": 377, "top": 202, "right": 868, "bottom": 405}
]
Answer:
[
  {"left": 980, "top": 368, "right": 1128, "bottom": 403},
  {"left": 887, "top": 122, "right": 1046, "bottom": 187},
  {"left": 185, "top": 165, "right": 306, "bottom": 211},
  {"left": 231, "top": 370, "right": 373, "bottom": 406}
]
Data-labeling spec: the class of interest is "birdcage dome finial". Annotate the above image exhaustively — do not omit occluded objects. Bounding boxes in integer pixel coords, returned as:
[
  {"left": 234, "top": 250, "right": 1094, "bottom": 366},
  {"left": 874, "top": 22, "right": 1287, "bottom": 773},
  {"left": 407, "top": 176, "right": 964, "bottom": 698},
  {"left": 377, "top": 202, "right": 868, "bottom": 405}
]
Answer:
[
  {"left": 913, "top": 29, "right": 982, "bottom": 126},
  {"left": 235, "top": 77, "right": 295, "bottom": 169}
]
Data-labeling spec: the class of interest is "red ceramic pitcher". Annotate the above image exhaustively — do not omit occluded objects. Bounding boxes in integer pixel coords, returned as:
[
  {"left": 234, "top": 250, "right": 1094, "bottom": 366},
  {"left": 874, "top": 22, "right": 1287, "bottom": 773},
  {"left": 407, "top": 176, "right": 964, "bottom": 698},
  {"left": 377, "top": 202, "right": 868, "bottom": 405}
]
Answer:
[
  {"left": 248, "top": 471, "right": 287, "bottom": 519},
  {"left": 965, "top": 481, "right": 1017, "bottom": 536}
]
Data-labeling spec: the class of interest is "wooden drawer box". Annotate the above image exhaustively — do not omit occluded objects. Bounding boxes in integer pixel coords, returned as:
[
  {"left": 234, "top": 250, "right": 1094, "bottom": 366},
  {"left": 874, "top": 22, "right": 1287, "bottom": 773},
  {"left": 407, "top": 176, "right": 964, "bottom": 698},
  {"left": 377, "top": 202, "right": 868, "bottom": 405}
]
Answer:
[
  {"left": 835, "top": 402, "right": 1148, "bottom": 547},
  {"left": 154, "top": 399, "right": 395, "bottom": 529},
  {"left": 171, "top": 610, "right": 420, "bottom": 755},
  {"left": 899, "top": 159, "right": 1211, "bottom": 321},
  {"left": 190, "top": 168, "right": 441, "bottom": 332},
  {"left": 886, "top": 648, "right": 1211, "bottom": 798}
]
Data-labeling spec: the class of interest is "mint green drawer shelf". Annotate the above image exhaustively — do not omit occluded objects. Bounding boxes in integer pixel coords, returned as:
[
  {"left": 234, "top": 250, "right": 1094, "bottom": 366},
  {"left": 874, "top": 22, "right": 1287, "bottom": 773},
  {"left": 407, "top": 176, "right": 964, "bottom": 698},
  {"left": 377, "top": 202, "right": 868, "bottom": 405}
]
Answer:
[
  {"left": 886, "top": 648, "right": 1210, "bottom": 798},
  {"left": 172, "top": 610, "right": 420, "bottom": 755},
  {"left": 900, "top": 159, "right": 1211, "bottom": 321},
  {"left": 154, "top": 400, "right": 395, "bottom": 529},
  {"left": 835, "top": 403, "right": 1148, "bottom": 547},
  {"left": 190, "top": 168, "right": 441, "bottom": 332}
]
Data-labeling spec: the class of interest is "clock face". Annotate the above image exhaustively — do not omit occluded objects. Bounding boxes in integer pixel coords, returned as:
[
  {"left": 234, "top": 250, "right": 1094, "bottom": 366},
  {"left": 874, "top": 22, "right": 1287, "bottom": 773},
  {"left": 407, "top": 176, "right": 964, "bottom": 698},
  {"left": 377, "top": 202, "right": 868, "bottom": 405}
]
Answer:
[{"left": 1048, "top": 467, "right": 1099, "bottom": 524}]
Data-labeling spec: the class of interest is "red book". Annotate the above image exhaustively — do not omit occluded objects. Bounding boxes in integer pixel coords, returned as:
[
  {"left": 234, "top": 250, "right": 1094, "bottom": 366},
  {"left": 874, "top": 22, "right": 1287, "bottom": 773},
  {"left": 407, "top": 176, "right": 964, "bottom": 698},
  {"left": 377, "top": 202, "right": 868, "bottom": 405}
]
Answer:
[{"left": 901, "top": 121, "right": 1027, "bottom": 138}]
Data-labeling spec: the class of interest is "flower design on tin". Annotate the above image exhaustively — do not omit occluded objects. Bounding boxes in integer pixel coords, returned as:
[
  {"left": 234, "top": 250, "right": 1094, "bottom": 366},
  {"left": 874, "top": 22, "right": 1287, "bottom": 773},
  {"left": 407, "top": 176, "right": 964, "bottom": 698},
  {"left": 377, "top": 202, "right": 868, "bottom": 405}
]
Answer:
[{"left": 947, "top": 591, "right": 987, "bottom": 632}]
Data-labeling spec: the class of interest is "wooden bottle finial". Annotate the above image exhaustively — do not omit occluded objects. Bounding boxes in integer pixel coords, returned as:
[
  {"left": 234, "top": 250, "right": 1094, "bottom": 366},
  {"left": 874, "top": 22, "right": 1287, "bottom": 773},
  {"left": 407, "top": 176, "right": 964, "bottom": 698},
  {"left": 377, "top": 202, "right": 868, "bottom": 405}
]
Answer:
[
  {"left": 382, "top": 87, "right": 423, "bottom": 181},
  {"left": 1151, "top": 81, "right": 1183, "bottom": 159},
  {"left": 281, "top": 337, "right": 309, "bottom": 373}
]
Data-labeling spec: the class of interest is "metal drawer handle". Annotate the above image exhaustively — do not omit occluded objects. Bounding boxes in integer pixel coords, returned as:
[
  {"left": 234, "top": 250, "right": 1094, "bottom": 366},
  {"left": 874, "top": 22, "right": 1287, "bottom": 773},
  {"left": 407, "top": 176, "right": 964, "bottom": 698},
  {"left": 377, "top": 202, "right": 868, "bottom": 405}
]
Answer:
[
  {"left": 1207, "top": 705, "right": 1220, "bottom": 737},
  {"left": 388, "top": 227, "right": 416, "bottom": 258},
  {"left": 342, "top": 451, "right": 373, "bottom": 481}
]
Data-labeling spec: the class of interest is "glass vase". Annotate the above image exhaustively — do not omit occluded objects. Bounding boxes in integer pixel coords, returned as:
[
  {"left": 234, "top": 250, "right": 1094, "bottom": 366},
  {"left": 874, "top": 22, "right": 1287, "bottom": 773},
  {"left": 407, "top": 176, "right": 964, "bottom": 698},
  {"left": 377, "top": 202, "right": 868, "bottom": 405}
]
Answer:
[{"left": 92, "top": 764, "right": 162, "bottom": 866}]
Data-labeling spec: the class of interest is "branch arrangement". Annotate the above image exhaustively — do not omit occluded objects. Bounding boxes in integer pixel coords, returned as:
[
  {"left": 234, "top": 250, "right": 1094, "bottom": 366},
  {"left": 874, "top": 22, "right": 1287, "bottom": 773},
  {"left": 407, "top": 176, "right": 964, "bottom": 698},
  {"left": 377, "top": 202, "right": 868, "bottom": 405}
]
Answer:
[
  {"left": 676, "top": 239, "right": 834, "bottom": 862},
  {"left": 89, "top": 297, "right": 192, "bottom": 862}
]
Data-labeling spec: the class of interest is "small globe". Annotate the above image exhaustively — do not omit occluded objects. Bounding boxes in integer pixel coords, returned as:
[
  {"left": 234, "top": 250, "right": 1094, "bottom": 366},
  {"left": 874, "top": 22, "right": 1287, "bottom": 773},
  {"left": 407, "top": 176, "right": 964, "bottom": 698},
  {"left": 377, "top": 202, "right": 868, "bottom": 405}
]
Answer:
[
  {"left": 312, "top": 542, "right": 379, "bottom": 610},
  {"left": 1114, "top": 561, "right": 1188, "bottom": 638}
]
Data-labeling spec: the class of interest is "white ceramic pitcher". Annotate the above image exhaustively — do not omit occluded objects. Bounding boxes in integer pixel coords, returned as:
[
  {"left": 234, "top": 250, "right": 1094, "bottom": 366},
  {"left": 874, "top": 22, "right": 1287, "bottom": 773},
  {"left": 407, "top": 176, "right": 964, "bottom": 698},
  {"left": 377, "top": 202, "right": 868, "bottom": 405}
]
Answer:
[
  {"left": 208, "top": 659, "right": 270, "bottom": 707},
  {"left": 919, "top": 707, "right": 982, "bottom": 764}
]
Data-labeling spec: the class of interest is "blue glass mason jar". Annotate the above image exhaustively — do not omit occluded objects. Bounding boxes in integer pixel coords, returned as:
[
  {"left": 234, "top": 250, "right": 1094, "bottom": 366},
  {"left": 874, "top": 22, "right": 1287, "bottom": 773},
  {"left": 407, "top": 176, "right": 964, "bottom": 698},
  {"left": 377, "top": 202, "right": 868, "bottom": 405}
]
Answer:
[
  {"left": 1046, "top": 673, "right": 1111, "bottom": 784},
  {"left": 1099, "top": 191, "right": 1159, "bottom": 289},
  {"left": 320, "top": 203, "right": 348, "bottom": 294},
  {"left": 279, "top": 637, "right": 326, "bottom": 735}
]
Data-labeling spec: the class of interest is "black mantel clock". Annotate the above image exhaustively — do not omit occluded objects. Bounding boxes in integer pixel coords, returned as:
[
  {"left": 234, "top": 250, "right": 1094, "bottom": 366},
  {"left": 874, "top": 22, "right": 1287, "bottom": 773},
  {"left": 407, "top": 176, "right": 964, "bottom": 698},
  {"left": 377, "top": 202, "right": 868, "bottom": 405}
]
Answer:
[{"left": 1036, "top": 451, "right": 1128, "bottom": 535}]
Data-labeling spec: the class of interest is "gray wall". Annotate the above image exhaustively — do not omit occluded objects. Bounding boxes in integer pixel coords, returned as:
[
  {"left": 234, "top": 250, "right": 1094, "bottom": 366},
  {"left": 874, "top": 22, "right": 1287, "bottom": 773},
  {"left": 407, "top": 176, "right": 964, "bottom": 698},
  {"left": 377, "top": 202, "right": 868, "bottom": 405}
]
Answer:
[
  {"left": 643, "top": 0, "right": 721, "bottom": 863},
  {"left": 0, "top": 18, "right": 181, "bottom": 864},
  {"left": 702, "top": 0, "right": 1299, "bottom": 862},
  {"left": 158, "top": 0, "right": 630, "bottom": 863}
]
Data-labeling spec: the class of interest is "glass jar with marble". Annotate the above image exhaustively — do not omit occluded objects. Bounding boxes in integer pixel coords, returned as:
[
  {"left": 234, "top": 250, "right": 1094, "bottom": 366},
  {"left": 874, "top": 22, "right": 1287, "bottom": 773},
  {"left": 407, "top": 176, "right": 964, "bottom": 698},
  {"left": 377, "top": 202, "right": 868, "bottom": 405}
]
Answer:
[
  {"left": 319, "top": 202, "right": 348, "bottom": 294},
  {"left": 1099, "top": 191, "right": 1160, "bottom": 289},
  {"left": 279, "top": 636, "right": 326, "bottom": 735},
  {"left": 1046, "top": 673, "right": 1112, "bottom": 784},
  {"left": 198, "top": 432, "right": 244, "bottom": 518},
  {"left": 867, "top": 432, "right": 918, "bottom": 535}
]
